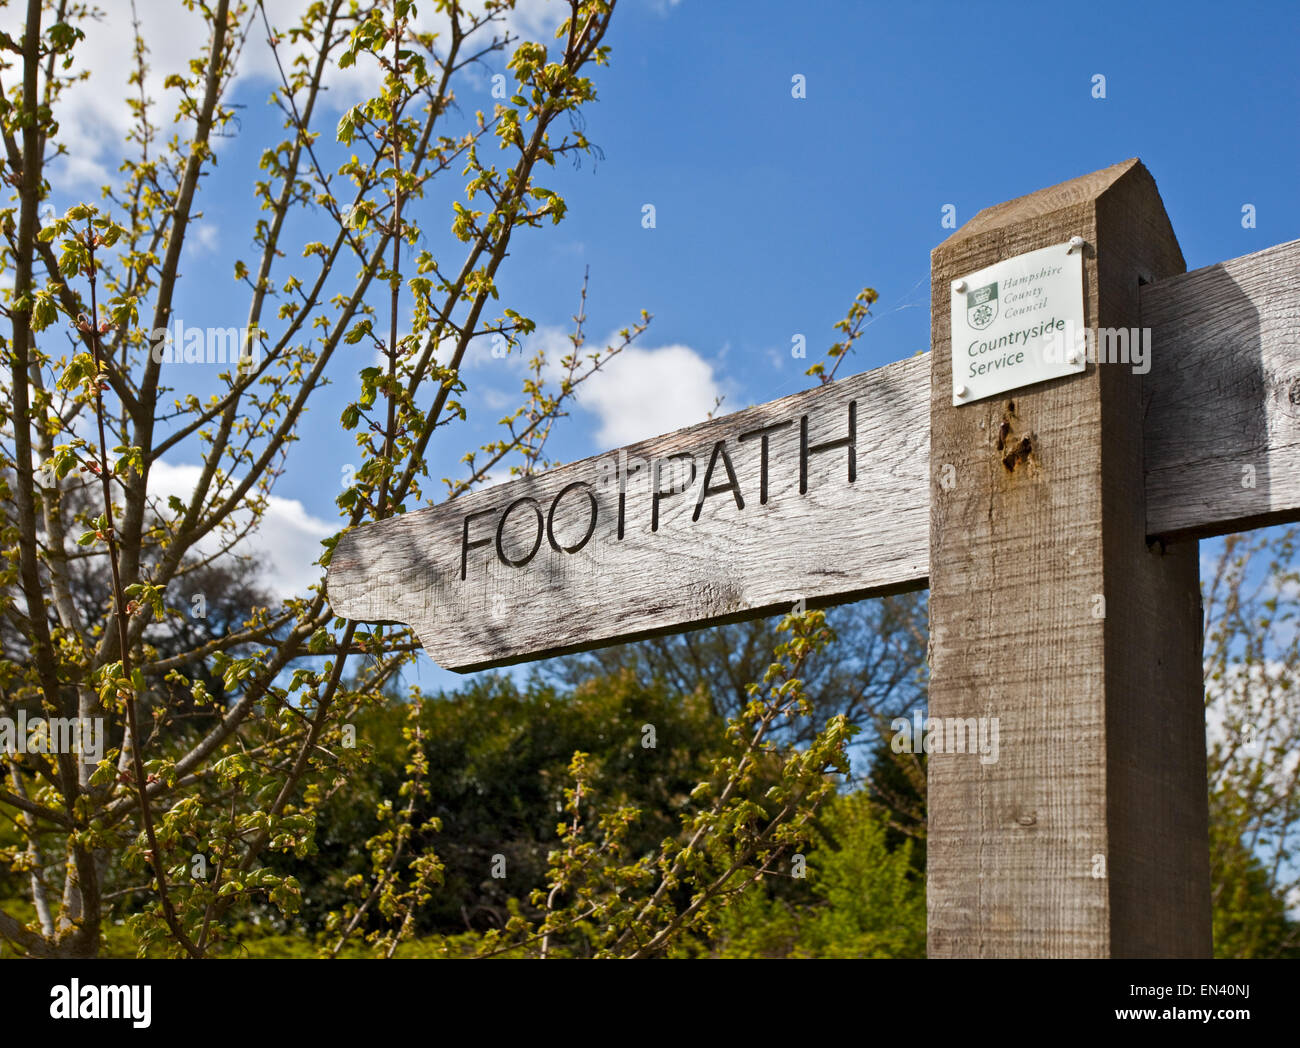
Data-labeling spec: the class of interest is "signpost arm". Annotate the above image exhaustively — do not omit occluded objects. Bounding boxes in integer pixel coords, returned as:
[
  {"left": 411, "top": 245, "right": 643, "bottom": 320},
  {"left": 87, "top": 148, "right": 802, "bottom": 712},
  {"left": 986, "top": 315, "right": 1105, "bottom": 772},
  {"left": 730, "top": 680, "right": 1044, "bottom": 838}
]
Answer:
[{"left": 927, "top": 159, "right": 1212, "bottom": 957}]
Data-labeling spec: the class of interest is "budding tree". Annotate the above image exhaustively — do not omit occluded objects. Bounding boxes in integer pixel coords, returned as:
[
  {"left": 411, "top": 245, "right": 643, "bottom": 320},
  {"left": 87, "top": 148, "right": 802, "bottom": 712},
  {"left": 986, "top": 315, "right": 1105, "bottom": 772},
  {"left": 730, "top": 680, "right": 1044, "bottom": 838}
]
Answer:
[{"left": 0, "top": 0, "right": 642, "bottom": 957}]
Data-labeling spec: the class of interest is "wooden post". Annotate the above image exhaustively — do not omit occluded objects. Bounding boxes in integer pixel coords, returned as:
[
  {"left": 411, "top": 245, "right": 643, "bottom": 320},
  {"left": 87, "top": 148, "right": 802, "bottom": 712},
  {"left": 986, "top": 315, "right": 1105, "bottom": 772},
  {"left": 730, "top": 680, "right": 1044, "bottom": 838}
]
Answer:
[
  {"left": 927, "top": 159, "right": 1212, "bottom": 957},
  {"left": 329, "top": 162, "right": 1296, "bottom": 957}
]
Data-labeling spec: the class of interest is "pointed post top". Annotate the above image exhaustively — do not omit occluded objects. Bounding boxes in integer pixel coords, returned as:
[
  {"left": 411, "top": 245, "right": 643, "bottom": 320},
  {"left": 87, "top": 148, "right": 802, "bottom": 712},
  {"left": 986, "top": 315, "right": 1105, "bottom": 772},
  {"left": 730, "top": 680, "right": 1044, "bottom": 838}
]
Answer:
[{"left": 936, "top": 159, "right": 1179, "bottom": 268}]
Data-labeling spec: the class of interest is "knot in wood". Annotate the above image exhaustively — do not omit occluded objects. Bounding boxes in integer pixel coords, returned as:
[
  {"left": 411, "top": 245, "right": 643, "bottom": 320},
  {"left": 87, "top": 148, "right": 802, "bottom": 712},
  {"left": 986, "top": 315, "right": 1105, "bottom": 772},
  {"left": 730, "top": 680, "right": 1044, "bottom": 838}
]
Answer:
[
  {"left": 1286, "top": 375, "right": 1300, "bottom": 414},
  {"left": 1002, "top": 435, "right": 1033, "bottom": 472}
]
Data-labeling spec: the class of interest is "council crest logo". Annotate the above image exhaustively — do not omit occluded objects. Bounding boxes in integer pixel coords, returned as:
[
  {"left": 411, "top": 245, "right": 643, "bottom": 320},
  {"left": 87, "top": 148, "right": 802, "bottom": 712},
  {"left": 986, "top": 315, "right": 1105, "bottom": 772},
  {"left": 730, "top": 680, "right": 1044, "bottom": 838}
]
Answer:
[{"left": 967, "top": 282, "right": 998, "bottom": 330}]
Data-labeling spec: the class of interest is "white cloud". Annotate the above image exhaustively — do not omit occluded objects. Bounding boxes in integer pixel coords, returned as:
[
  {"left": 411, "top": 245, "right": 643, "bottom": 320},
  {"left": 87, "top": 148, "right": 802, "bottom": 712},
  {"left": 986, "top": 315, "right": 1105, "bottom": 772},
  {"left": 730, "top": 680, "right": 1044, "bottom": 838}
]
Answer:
[
  {"left": 464, "top": 323, "right": 725, "bottom": 447},
  {"left": 149, "top": 460, "right": 334, "bottom": 600},
  {"left": 479, "top": 386, "right": 514, "bottom": 410},
  {"left": 576, "top": 341, "right": 723, "bottom": 446},
  {"left": 2, "top": 0, "right": 573, "bottom": 191},
  {"left": 191, "top": 222, "right": 220, "bottom": 254},
  {"left": 252, "top": 493, "right": 336, "bottom": 596},
  {"left": 1, "top": 4, "right": 210, "bottom": 190},
  {"left": 52, "top": 149, "right": 113, "bottom": 189}
]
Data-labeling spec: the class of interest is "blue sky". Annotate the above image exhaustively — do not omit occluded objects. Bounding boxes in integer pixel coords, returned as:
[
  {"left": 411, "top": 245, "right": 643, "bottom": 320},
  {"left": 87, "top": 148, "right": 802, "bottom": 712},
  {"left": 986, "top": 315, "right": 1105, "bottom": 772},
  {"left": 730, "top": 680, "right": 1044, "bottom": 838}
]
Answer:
[{"left": 21, "top": 0, "right": 1300, "bottom": 691}]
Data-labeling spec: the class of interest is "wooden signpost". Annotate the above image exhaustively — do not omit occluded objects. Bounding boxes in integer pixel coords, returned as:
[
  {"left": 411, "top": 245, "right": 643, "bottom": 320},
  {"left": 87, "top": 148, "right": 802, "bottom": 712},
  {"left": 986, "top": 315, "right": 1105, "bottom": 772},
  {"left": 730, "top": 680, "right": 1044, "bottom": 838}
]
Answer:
[
  {"left": 328, "top": 159, "right": 1300, "bottom": 958},
  {"left": 328, "top": 356, "right": 929, "bottom": 671}
]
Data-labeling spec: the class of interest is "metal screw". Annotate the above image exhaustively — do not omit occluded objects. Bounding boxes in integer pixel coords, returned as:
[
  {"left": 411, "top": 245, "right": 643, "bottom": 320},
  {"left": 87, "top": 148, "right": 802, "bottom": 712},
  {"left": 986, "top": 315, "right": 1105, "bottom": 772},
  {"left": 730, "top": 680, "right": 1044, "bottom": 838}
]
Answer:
[
  {"left": 1067, "top": 235, "right": 1085, "bottom": 253},
  {"left": 952, "top": 279, "right": 967, "bottom": 293},
  {"left": 1067, "top": 349, "right": 1082, "bottom": 365},
  {"left": 955, "top": 385, "right": 968, "bottom": 399}
]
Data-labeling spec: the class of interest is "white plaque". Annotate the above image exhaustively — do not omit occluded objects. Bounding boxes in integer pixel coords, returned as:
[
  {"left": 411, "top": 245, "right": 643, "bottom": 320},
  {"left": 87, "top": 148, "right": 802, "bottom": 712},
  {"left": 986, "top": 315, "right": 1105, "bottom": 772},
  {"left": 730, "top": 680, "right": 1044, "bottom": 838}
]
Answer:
[{"left": 950, "top": 240, "right": 1086, "bottom": 405}]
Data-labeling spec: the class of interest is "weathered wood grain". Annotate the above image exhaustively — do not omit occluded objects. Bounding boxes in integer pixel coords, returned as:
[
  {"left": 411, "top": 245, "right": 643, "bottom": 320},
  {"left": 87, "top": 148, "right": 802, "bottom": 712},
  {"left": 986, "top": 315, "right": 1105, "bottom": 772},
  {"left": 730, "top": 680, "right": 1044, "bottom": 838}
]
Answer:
[
  {"left": 327, "top": 355, "right": 930, "bottom": 671},
  {"left": 1143, "top": 238, "right": 1300, "bottom": 538},
  {"left": 327, "top": 235, "right": 1300, "bottom": 676},
  {"left": 927, "top": 159, "right": 1210, "bottom": 957},
  {"left": 327, "top": 234, "right": 1298, "bottom": 676}
]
